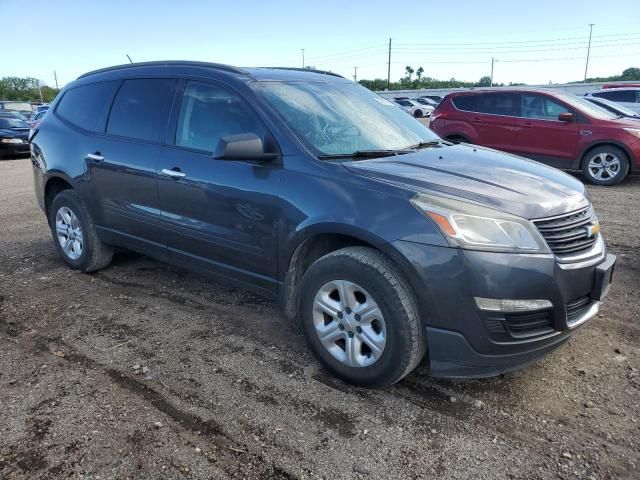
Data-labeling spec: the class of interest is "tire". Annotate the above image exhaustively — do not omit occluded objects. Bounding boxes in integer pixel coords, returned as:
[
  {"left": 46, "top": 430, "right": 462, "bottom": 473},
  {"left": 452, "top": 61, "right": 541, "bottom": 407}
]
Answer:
[
  {"left": 413, "top": 110, "right": 423, "bottom": 118},
  {"left": 446, "top": 135, "right": 469, "bottom": 145},
  {"left": 581, "top": 145, "right": 629, "bottom": 186},
  {"left": 299, "top": 247, "right": 426, "bottom": 388},
  {"left": 49, "top": 190, "right": 113, "bottom": 272}
]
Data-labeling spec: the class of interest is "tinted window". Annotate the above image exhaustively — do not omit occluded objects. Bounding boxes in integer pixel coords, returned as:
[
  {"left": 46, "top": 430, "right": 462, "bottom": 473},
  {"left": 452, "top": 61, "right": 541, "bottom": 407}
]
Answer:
[
  {"left": 476, "top": 93, "right": 517, "bottom": 116},
  {"left": 56, "top": 81, "right": 118, "bottom": 131},
  {"left": 521, "top": 94, "right": 568, "bottom": 120},
  {"left": 175, "top": 81, "right": 265, "bottom": 153},
  {"left": 452, "top": 94, "right": 479, "bottom": 111},
  {"left": 107, "top": 78, "right": 178, "bottom": 142},
  {"left": 593, "top": 90, "right": 637, "bottom": 103}
]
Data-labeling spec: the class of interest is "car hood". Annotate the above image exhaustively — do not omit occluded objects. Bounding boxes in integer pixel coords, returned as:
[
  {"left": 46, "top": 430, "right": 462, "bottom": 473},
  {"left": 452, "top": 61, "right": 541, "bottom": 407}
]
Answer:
[
  {"left": 0, "top": 127, "right": 30, "bottom": 139},
  {"left": 343, "top": 144, "right": 588, "bottom": 219}
]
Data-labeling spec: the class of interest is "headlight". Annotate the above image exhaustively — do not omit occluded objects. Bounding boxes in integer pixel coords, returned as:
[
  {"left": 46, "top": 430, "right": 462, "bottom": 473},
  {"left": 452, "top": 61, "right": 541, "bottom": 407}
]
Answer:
[
  {"left": 1, "top": 138, "right": 24, "bottom": 144},
  {"left": 623, "top": 128, "right": 640, "bottom": 139},
  {"left": 410, "top": 193, "right": 550, "bottom": 254}
]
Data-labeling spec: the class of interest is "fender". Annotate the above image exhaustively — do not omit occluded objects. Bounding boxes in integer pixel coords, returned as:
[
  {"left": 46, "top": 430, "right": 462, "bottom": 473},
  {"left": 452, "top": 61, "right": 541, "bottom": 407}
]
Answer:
[{"left": 573, "top": 139, "right": 636, "bottom": 170}]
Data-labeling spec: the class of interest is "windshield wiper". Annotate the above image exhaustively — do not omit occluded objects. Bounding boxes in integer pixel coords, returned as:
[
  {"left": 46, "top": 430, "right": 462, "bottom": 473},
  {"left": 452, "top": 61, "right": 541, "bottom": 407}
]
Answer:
[
  {"left": 318, "top": 149, "right": 412, "bottom": 160},
  {"left": 404, "top": 139, "right": 449, "bottom": 150}
]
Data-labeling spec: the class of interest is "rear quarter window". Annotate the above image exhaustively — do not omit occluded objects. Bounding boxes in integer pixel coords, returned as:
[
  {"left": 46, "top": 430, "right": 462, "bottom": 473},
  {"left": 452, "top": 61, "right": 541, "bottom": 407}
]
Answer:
[
  {"left": 56, "top": 81, "right": 119, "bottom": 131},
  {"left": 451, "top": 95, "right": 478, "bottom": 112}
]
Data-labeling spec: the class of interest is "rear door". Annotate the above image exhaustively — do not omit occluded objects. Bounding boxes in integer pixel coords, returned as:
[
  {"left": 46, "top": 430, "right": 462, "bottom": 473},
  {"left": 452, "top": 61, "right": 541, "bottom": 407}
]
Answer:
[
  {"left": 157, "top": 80, "right": 282, "bottom": 294},
  {"left": 87, "top": 78, "right": 179, "bottom": 256},
  {"left": 467, "top": 93, "right": 518, "bottom": 151},
  {"left": 513, "top": 93, "right": 579, "bottom": 167}
]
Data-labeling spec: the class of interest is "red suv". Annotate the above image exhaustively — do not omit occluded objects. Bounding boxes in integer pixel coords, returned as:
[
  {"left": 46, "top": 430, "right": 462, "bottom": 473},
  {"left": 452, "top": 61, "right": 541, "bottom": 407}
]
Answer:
[{"left": 430, "top": 88, "right": 640, "bottom": 185}]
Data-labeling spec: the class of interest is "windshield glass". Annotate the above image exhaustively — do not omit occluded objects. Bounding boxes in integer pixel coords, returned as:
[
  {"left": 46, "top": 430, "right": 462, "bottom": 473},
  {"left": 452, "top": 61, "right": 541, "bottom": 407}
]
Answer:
[
  {"left": 1, "top": 101, "right": 33, "bottom": 113},
  {"left": 0, "top": 118, "right": 29, "bottom": 129},
  {"left": 554, "top": 92, "right": 618, "bottom": 120},
  {"left": 252, "top": 81, "right": 438, "bottom": 156}
]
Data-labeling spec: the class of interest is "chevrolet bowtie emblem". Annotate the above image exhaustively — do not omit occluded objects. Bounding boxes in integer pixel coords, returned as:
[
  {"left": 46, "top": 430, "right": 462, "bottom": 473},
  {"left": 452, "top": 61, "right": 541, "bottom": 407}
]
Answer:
[{"left": 585, "top": 223, "right": 601, "bottom": 238}]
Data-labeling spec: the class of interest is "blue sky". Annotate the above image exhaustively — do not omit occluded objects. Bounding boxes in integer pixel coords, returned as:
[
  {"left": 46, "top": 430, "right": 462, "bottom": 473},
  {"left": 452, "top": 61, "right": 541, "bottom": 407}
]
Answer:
[{"left": 2, "top": 0, "right": 639, "bottom": 88}]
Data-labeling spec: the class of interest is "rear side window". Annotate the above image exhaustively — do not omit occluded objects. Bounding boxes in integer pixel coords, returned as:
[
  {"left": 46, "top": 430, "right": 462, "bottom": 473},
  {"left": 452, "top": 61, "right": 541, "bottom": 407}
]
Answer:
[
  {"left": 174, "top": 81, "right": 265, "bottom": 153},
  {"left": 593, "top": 90, "right": 637, "bottom": 103},
  {"left": 452, "top": 94, "right": 478, "bottom": 112},
  {"left": 56, "top": 81, "right": 119, "bottom": 131},
  {"left": 476, "top": 93, "right": 517, "bottom": 116},
  {"left": 107, "top": 78, "right": 178, "bottom": 142}
]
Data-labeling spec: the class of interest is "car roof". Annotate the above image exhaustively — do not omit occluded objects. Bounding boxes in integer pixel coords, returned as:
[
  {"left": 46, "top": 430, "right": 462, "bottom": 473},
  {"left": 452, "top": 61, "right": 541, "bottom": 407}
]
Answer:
[
  {"left": 448, "top": 87, "right": 573, "bottom": 96},
  {"left": 77, "top": 61, "right": 346, "bottom": 83},
  {"left": 585, "top": 87, "right": 640, "bottom": 93}
]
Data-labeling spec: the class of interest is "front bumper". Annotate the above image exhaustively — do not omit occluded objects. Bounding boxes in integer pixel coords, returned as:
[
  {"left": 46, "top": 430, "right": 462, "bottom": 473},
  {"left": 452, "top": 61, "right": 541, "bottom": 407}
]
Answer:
[
  {"left": 0, "top": 141, "right": 30, "bottom": 158},
  {"left": 392, "top": 239, "right": 615, "bottom": 378}
]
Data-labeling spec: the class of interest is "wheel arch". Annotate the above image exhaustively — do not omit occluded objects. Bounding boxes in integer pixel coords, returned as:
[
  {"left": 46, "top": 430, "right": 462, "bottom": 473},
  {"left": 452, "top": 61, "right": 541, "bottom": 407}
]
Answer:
[{"left": 44, "top": 174, "right": 74, "bottom": 217}]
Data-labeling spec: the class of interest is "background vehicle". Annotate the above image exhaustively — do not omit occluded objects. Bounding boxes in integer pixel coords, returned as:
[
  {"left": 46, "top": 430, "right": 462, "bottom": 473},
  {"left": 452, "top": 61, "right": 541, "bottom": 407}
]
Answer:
[
  {"left": 393, "top": 97, "right": 433, "bottom": 118},
  {"left": 430, "top": 88, "right": 640, "bottom": 185},
  {"left": 602, "top": 83, "right": 640, "bottom": 89},
  {"left": 584, "top": 88, "right": 640, "bottom": 114},
  {"left": 32, "top": 62, "right": 614, "bottom": 387},
  {"left": 0, "top": 117, "right": 30, "bottom": 158},
  {"left": 414, "top": 97, "right": 439, "bottom": 108},
  {"left": 28, "top": 109, "right": 48, "bottom": 128},
  {"left": 585, "top": 97, "right": 640, "bottom": 120},
  {"left": 0, "top": 100, "right": 33, "bottom": 119},
  {"left": 420, "top": 95, "right": 443, "bottom": 104}
]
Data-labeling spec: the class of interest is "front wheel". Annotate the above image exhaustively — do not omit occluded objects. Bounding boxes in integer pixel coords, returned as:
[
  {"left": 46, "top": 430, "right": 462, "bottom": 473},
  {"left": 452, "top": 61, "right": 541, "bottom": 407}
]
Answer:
[
  {"left": 582, "top": 146, "right": 629, "bottom": 186},
  {"left": 299, "top": 247, "right": 426, "bottom": 387}
]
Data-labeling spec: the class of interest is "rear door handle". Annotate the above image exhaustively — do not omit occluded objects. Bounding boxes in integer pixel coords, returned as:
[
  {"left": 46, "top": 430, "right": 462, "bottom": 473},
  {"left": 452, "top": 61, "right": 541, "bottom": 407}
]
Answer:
[
  {"left": 161, "top": 168, "right": 186, "bottom": 179},
  {"left": 86, "top": 152, "right": 104, "bottom": 162}
]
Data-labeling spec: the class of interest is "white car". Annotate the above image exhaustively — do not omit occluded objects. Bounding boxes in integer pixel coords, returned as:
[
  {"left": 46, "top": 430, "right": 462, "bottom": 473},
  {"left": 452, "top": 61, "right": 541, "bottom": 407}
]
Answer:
[
  {"left": 584, "top": 88, "right": 640, "bottom": 115},
  {"left": 393, "top": 98, "right": 433, "bottom": 118},
  {"left": 415, "top": 97, "right": 439, "bottom": 108}
]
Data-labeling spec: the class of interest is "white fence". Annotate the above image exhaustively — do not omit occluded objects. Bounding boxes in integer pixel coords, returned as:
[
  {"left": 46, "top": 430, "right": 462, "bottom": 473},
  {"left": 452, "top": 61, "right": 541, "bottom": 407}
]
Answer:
[{"left": 375, "top": 80, "right": 640, "bottom": 100}]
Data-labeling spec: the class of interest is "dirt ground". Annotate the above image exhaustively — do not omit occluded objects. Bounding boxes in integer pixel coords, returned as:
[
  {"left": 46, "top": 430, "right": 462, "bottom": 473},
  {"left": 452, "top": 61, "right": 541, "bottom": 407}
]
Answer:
[{"left": 0, "top": 158, "right": 638, "bottom": 480}]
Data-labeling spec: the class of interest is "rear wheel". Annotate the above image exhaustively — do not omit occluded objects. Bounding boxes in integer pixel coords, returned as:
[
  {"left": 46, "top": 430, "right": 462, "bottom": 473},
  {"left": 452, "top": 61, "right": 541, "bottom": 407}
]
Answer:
[
  {"left": 49, "top": 190, "right": 113, "bottom": 272},
  {"left": 413, "top": 110, "right": 423, "bottom": 118},
  {"left": 299, "top": 247, "right": 426, "bottom": 388},
  {"left": 582, "top": 146, "right": 629, "bottom": 186}
]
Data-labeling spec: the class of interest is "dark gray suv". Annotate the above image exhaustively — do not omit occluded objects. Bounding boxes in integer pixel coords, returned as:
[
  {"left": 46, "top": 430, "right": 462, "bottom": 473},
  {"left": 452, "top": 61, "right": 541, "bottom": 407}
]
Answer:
[{"left": 31, "top": 61, "right": 615, "bottom": 387}]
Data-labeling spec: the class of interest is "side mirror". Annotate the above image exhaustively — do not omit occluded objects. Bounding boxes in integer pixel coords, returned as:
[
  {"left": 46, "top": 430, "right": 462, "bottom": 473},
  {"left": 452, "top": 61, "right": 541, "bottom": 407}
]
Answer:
[
  {"left": 213, "top": 133, "right": 278, "bottom": 161},
  {"left": 558, "top": 112, "right": 574, "bottom": 122}
]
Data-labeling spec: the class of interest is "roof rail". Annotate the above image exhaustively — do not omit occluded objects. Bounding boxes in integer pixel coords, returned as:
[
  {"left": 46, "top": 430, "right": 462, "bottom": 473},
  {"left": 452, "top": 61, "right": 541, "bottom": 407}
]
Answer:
[
  {"left": 264, "top": 67, "right": 345, "bottom": 78},
  {"left": 77, "top": 61, "right": 246, "bottom": 79}
]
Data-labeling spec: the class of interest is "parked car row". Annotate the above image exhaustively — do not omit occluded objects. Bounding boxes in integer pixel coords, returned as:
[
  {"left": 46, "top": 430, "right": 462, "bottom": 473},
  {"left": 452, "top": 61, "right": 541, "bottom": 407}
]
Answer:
[{"left": 429, "top": 88, "right": 640, "bottom": 185}]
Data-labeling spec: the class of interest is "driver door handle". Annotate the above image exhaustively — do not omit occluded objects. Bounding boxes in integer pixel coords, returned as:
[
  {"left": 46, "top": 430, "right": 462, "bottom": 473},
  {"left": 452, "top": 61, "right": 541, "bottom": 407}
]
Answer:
[
  {"left": 161, "top": 168, "right": 186, "bottom": 179},
  {"left": 86, "top": 152, "right": 104, "bottom": 162}
]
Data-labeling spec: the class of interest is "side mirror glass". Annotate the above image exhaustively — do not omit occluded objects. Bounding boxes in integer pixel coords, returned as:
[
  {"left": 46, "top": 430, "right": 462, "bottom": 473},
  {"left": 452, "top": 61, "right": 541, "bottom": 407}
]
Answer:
[
  {"left": 213, "top": 133, "right": 277, "bottom": 161},
  {"left": 558, "top": 112, "right": 574, "bottom": 122}
]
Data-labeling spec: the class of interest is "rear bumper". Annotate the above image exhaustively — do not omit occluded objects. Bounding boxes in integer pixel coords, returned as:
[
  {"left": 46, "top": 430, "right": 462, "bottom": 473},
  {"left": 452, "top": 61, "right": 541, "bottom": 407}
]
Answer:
[{"left": 391, "top": 240, "right": 615, "bottom": 378}]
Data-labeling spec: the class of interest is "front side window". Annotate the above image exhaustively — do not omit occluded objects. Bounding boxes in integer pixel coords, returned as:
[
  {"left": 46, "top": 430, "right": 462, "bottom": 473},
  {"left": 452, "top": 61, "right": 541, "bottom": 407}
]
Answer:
[
  {"left": 521, "top": 94, "right": 568, "bottom": 120},
  {"left": 56, "top": 81, "right": 119, "bottom": 131},
  {"left": 175, "top": 81, "right": 265, "bottom": 153},
  {"left": 253, "top": 81, "right": 437, "bottom": 156},
  {"left": 107, "top": 78, "right": 178, "bottom": 142}
]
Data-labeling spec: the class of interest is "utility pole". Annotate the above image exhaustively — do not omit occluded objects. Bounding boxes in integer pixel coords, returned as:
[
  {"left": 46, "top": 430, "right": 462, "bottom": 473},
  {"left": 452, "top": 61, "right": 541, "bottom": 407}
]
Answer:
[
  {"left": 387, "top": 38, "right": 392, "bottom": 90},
  {"left": 53, "top": 70, "right": 59, "bottom": 90},
  {"left": 490, "top": 57, "right": 495, "bottom": 87},
  {"left": 37, "top": 80, "right": 43, "bottom": 103},
  {"left": 126, "top": 54, "right": 133, "bottom": 64},
  {"left": 353, "top": 66, "right": 358, "bottom": 82},
  {"left": 584, "top": 23, "right": 595, "bottom": 82},
  {"left": 301, "top": 49, "right": 305, "bottom": 68}
]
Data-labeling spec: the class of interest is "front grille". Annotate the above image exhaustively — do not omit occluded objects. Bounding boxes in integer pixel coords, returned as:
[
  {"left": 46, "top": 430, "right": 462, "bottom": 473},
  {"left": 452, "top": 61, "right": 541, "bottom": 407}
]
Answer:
[
  {"left": 566, "top": 296, "right": 595, "bottom": 324},
  {"left": 533, "top": 206, "right": 597, "bottom": 256}
]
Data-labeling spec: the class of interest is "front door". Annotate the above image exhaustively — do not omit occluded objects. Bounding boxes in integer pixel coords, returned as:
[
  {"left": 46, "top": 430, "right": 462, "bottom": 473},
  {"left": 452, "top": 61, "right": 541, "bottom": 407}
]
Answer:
[
  {"left": 157, "top": 80, "right": 281, "bottom": 294},
  {"left": 513, "top": 93, "right": 579, "bottom": 167}
]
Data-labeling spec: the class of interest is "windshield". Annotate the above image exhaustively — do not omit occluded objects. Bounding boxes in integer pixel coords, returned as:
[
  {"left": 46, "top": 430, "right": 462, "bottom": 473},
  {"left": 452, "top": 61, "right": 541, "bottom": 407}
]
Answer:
[
  {"left": 252, "top": 81, "right": 438, "bottom": 156},
  {"left": 0, "top": 118, "right": 29, "bottom": 129},
  {"left": 589, "top": 98, "right": 638, "bottom": 117},
  {"left": 554, "top": 92, "right": 619, "bottom": 120},
  {"left": 0, "top": 102, "right": 33, "bottom": 113}
]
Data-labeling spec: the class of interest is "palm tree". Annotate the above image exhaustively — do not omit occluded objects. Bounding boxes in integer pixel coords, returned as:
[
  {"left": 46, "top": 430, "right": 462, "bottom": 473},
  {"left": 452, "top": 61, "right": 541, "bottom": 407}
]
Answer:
[
  {"left": 405, "top": 65, "right": 414, "bottom": 80},
  {"left": 416, "top": 67, "right": 424, "bottom": 80}
]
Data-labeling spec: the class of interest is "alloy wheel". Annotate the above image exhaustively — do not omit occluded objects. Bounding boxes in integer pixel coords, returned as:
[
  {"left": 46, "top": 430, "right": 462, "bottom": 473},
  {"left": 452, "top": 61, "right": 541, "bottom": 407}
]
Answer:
[
  {"left": 55, "top": 206, "right": 84, "bottom": 260},
  {"left": 588, "top": 152, "right": 621, "bottom": 181}
]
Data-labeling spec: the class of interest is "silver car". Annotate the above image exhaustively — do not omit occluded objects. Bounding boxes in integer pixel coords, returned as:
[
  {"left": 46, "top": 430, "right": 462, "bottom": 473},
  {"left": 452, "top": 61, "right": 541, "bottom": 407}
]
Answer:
[{"left": 584, "top": 88, "right": 640, "bottom": 115}]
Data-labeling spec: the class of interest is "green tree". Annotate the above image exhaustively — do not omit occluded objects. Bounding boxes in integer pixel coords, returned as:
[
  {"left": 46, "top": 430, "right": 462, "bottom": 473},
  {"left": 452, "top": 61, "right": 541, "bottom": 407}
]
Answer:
[{"left": 0, "top": 76, "right": 60, "bottom": 103}]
